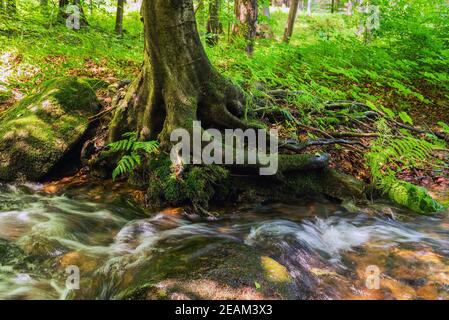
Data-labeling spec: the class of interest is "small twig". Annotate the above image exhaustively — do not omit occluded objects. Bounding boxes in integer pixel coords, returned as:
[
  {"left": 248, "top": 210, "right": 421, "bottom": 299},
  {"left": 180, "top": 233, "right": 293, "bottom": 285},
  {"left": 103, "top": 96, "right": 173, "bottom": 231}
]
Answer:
[
  {"left": 329, "top": 132, "right": 379, "bottom": 138},
  {"left": 298, "top": 124, "right": 334, "bottom": 139},
  {"left": 88, "top": 106, "right": 117, "bottom": 122}
]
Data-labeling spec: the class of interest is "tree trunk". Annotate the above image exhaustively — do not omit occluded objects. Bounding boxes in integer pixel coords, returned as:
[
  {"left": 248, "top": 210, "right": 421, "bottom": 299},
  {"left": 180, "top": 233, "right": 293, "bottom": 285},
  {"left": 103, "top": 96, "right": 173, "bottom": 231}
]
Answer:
[
  {"left": 233, "top": 0, "right": 258, "bottom": 56},
  {"left": 283, "top": 0, "right": 300, "bottom": 44},
  {"left": 206, "top": 0, "right": 221, "bottom": 46},
  {"left": 345, "top": 1, "right": 353, "bottom": 15},
  {"left": 109, "top": 0, "right": 246, "bottom": 145},
  {"left": 115, "top": 0, "right": 125, "bottom": 35},
  {"left": 306, "top": 0, "right": 312, "bottom": 16},
  {"left": 105, "top": 0, "right": 364, "bottom": 210}
]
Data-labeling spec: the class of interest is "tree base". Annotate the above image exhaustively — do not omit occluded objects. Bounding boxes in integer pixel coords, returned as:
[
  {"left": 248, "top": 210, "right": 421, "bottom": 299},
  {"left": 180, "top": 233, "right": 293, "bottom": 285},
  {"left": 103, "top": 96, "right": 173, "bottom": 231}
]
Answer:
[{"left": 125, "top": 155, "right": 365, "bottom": 214}]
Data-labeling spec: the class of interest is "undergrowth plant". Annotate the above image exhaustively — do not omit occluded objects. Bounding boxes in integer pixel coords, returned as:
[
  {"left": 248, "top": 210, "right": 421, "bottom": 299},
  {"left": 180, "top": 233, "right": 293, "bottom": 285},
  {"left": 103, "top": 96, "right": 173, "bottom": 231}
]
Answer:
[
  {"left": 106, "top": 132, "right": 159, "bottom": 181},
  {"left": 366, "top": 119, "right": 446, "bottom": 214}
]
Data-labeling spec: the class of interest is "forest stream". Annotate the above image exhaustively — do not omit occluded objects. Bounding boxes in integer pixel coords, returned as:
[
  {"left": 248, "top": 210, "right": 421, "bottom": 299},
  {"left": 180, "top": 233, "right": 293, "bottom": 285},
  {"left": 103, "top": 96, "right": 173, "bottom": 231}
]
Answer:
[{"left": 1, "top": 182, "right": 448, "bottom": 300}]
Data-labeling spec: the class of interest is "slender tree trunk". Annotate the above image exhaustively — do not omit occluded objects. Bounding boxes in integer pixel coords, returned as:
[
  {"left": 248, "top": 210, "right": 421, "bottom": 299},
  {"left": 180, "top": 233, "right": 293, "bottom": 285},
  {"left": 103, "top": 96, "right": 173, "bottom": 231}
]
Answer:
[
  {"left": 206, "top": 0, "right": 221, "bottom": 46},
  {"left": 58, "top": 0, "right": 69, "bottom": 21},
  {"left": 233, "top": 0, "right": 258, "bottom": 56},
  {"left": 106, "top": 0, "right": 361, "bottom": 209},
  {"left": 283, "top": 0, "right": 300, "bottom": 43},
  {"left": 115, "top": 0, "right": 125, "bottom": 35},
  {"left": 306, "top": 0, "right": 312, "bottom": 16},
  {"left": 109, "top": 0, "right": 246, "bottom": 145},
  {"left": 262, "top": 6, "right": 270, "bottom": 18},
  {"left": 345, "top": 1, "right": 353, "bottom": 15}
]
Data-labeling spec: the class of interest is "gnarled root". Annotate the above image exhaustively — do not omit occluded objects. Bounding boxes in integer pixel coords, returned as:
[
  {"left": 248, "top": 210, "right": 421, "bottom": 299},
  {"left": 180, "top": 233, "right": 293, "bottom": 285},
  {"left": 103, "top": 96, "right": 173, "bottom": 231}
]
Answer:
[{"left": 107, "top": 69, "right": 365, "bottom": 212}]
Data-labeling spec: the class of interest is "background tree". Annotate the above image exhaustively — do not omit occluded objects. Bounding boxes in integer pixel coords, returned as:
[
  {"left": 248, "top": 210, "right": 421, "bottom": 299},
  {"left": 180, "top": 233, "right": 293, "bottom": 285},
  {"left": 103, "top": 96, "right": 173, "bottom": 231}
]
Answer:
[
  {"left": 233, "top": 0, "right": 258, "bottom": 56},
  {"left": 206, "top": 0, "right": 221, "bottom": 46},
  {"left": 115, "top": 0, "right": 125, "bottom": 35},
  {"left": 283, "top": 0, "right": 300, "bottom": 43},
  {"left": 306, "top": 0, "right": 312, "bottom": 16},
  {"left": 109, "top": 0, "right": 247, "bottom": 146}
]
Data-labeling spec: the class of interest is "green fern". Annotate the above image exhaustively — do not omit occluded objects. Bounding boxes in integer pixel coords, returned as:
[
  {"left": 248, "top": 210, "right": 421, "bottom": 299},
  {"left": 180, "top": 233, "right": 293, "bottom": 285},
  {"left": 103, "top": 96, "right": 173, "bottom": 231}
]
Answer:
[
  {"left": 107, "top": 132, "right": 159, "bottom": 181},
  {"left": 366, "top": 120, "right": 445, "bottom": 214}
]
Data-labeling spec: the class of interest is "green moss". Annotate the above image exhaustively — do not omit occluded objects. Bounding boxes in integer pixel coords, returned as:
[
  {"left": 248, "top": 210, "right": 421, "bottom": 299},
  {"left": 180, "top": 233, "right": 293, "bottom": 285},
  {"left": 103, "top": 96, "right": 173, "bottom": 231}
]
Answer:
[
  {"left": 119, "top": 240, "right": 297, "bottom": 300},
  {"left": 386, "top": 180, "right": 446, "bottom": 214},
  {"left": 0, "top": 89, "right": 13, "bottom": 103},
  {"left": 0, "top": 77, "right": 99, "bottom": 181},
  {"left": 145, "top": 156, "right": 230, "bottom": 209}
]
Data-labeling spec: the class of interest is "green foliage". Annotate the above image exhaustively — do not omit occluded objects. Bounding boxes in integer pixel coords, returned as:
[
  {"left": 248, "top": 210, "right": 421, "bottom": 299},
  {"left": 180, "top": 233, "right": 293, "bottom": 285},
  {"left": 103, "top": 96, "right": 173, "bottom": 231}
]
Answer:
[
  {"left": 107, "top": 132, "right": 159, "bottom": 181},
  {"left": 146, "top": 156, "right": 230, "bottom": 209},
  {"left": 366, "top": 120, "right": 445, "bottom": 214},
  {"left": 0, "top": 0, "right": 143, "bottom": 97}
]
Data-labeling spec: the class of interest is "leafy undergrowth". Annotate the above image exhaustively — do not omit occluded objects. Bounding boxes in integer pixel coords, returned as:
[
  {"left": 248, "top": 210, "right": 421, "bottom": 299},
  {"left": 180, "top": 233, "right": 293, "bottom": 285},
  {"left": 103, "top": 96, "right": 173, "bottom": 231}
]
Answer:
[
  {"left": 204, "top": 7, "right": 449, "bottom": 212},
  {"left": 1, "top": 1, "right": 449, "bottom": 212},
  {"left": 0, "top": 1, "right": 143, "bottom": 110}
]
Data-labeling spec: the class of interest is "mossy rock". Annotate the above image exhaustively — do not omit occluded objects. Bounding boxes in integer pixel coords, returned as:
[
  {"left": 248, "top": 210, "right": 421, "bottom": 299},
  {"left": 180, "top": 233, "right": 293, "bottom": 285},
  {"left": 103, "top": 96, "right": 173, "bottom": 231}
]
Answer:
[
  {"left": 119, "top": 240, "right": 298, "bottom": 300},
  {"left": 386, "top": 180, "right": 446, "bottom": 215},
  {"left": 0, "top": 77, "right": 99, "bottom": 181}
]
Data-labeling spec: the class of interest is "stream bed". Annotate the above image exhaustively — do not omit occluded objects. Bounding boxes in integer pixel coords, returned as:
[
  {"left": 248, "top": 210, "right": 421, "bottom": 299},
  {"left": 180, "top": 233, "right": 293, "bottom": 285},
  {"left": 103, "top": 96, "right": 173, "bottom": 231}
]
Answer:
[{"left": 0, "top": 182, "right": 448, "bottom": 300}]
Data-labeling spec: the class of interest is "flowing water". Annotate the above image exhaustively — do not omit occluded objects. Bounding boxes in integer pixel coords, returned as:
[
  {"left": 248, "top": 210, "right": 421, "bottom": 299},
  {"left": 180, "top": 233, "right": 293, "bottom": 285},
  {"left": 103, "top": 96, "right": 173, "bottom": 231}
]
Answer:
[{"left": 0, "top": 182, "right": 448, "bottom": 300}]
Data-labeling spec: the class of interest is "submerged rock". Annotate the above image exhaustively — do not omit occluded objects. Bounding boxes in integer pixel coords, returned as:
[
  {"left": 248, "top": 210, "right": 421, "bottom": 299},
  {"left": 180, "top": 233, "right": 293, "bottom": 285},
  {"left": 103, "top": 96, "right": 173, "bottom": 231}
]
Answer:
[
  {"left": 0, "top": 77, "right": 99, "bottom": 181},
  {"left": 118, "top": 240, "right": 298, "bottom": 300}
]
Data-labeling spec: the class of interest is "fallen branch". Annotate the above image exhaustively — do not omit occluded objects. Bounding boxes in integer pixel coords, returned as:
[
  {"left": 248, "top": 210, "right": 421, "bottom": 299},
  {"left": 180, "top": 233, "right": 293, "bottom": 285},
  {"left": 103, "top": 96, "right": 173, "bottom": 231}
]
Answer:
[{"left": 280, "top": 138, "right": 366, "bottom": 152}]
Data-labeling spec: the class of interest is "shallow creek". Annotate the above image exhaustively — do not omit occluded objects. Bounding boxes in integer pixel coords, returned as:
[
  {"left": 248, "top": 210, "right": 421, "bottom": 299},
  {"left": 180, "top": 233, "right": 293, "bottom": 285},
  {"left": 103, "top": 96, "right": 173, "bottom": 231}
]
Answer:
[{"left": 0, "top": 182, "right": 448, "bottom": 300}]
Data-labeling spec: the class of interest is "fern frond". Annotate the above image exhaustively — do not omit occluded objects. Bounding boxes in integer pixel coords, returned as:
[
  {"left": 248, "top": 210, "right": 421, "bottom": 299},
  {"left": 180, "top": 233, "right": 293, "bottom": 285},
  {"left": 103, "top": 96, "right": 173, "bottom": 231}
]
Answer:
[
  {"left": 108, "top": 132, "right": 160, "bottom": 181},
  {"left": 366, "top": 127, "right": 445, "bottom": 214}
]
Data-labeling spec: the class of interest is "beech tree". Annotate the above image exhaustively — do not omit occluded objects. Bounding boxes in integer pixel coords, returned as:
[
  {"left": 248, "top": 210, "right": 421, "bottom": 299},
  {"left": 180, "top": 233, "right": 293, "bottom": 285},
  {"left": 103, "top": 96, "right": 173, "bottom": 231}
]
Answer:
[
  {"left": 107, "top": 0, "right": 360, "bottom": 207},
  {"left": 306, "top": 0, "right": 312, "bottom": 16},
  {"left": 206, "top": 0, "right": 221, "bottom": 46},
  {"left": 109, "top": 0, "right": 247, "bottom": 145},
  {"left": 115, "top": 0, "right": 125, "bottom": 35},
  {"left": 233, "top": 0, "right": 258, "bottom": 55},
  {"left": 283, "top": 0, "right": 300, "bottom": 44}
]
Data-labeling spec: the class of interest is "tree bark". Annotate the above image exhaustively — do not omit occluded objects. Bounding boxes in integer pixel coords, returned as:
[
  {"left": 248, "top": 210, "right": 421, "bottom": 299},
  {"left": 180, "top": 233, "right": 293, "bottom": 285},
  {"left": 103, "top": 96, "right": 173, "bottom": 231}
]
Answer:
[
  {"left": 306, "top": 0, "right": 312, "bottom": 16},
  {"left": 345, "top": 1, "right": 353, "bottom": 15},
  {"left": 283, "top": 0, "right": 300, "bottom": 44},
  {"left": 109, "top": 0, "right": 246, "bottom": 145},
  {"left": 206, "top": 0, "right": 221, "bottom": 46},
  {"left": 115, "top": 0, "right": 125, "bottom": 35},
  {"left": 233, "top": 0, "right": 258, "bottom": 56},
  {"left": 105, "top": 0, "right": 364, "bottom": 209}
]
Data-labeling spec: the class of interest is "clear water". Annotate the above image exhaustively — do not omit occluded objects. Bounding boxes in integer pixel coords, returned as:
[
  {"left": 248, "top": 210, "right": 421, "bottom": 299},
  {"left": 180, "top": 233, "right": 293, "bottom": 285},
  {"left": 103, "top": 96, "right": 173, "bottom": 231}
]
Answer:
[{"left": 0, "top": 183, "right": 448, "bottom": 300}]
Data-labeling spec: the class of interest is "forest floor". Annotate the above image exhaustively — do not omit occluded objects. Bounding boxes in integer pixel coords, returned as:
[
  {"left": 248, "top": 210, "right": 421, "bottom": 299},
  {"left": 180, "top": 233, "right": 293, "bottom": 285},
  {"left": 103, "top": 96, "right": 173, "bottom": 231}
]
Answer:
[{"left": 1, "top": 8, "right": 448, "bottom": 206}]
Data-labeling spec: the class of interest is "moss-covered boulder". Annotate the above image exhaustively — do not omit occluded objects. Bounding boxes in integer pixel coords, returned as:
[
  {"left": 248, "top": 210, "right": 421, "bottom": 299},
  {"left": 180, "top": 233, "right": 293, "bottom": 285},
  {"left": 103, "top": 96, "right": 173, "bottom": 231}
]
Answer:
[
  {"left": 117, "top": 240, "right": 299, "bottom": 300},
  {"left": 0, "top": 77, "right": 99, "bottom": 181}
]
